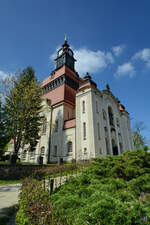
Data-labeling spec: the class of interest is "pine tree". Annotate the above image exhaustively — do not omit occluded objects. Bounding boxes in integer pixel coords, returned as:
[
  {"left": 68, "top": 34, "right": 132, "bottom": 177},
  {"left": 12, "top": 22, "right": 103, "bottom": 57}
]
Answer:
[{"left": 4, "top": 67, "right": 43, "bottom": 163}]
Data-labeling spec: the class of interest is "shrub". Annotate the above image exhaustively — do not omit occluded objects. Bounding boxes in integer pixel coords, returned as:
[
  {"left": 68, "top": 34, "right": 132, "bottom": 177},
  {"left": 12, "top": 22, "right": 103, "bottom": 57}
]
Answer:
[
  {"left": 16, "top": 178, "right": 60, "bottom": 225},
  {"left": 50, "top": 149, "right": 150, "bottom": 224}
]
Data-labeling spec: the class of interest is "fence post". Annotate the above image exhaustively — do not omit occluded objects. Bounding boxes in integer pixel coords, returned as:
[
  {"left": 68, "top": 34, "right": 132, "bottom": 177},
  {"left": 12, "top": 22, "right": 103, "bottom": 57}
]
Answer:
[{"left": 50, "top": 178, "right": 54, "bottom": 194}]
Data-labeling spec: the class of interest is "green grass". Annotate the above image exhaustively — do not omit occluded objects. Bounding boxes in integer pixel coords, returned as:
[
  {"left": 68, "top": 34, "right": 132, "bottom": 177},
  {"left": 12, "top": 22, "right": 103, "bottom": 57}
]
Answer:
[{"left": 0, "top": 180, "right": 22, "bottom": 186}]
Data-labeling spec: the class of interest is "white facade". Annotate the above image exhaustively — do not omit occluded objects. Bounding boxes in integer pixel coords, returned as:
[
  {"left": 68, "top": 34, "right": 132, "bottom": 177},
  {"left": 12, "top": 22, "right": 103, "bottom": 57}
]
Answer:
[{"left": 8, "top": 82, "right": 133, "bottom": 164}]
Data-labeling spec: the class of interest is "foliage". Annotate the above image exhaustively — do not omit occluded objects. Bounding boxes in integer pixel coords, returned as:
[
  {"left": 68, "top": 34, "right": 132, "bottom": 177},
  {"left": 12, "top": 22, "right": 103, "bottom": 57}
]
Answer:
[
  {"left": 0, "top": 99, "right": 10, "bottom": 159},
  {"left": 16, "top": 178, "right": 60, "bottom": 225},
  {"left": 50, "top": 148, "right": 150, "bottom": 225},
  {"left": 32, "top": 163, "right": 80, "bottom": 180},
  {"left": 4, "top": 66, "right": 43, "bottom": 162},
  {"left": 132, "top": 121, "right": 146, "bottom": 149}
]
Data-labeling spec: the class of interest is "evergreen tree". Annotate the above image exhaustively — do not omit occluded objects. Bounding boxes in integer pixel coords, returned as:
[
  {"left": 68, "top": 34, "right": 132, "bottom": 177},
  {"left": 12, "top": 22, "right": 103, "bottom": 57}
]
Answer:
[
  {"left": 0, "top": 99, "right": 9, "bottom": 159},
  {"left": 4, "top": 67, "right": 43, "bottom": 162}
]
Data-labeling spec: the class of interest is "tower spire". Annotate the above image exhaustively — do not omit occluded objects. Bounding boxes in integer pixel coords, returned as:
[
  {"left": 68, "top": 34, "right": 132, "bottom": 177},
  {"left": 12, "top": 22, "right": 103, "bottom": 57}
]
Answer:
[
  {"left": 64, "top": 34, "right": 68, "bottom": 42},
  {"left": 62, "top": 34, "right": 69, "bottom": 48}
]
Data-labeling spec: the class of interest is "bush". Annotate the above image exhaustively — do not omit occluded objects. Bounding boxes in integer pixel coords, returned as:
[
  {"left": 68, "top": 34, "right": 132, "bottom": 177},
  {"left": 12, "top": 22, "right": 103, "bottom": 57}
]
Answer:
[
  {"left": 16, "top": 178, "right": 60, "bottom": 225},
  {"left": 50, "top": 149, "right": 150, "bottom": 225},
  {"left": 17, "top": 149, "right": 150, "bottom": 224}
]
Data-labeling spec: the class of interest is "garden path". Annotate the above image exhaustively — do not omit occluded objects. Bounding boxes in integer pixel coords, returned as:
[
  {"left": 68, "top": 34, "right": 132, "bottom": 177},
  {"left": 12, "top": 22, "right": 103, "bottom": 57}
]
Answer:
[{"left": 0, "top": 184, "right": 21, "bottom": 223}]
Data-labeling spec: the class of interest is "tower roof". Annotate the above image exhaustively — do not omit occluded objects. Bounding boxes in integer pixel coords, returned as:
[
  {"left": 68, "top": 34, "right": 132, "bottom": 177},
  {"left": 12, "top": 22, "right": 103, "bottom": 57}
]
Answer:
[{"left": 62, "top": 34, "right": 69, "bottom": 48}]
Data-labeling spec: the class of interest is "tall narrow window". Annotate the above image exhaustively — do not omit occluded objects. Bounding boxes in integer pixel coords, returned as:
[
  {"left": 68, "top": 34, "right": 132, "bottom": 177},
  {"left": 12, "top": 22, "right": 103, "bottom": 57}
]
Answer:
[
  {"left": 96, "top": 101, "right": 98, "bottom": 113},
  {"left": 67, "top": 141, "right": 72, "bottom": 154},
  {"left": 97, "top": 123, "right": 100, "bottom": 140},
  {"left": 108, "top": 107, "right": 114, "bottom": 126},
  {"left": 83, "top": 122, "right": 86, "bottom": 140},
  {"left": 30, "top": 151, "right": 35, "bottom": 159},
  {"left": 116, "top": 118, "right": 120, "bottom": 127},
  {"left": 42, "top": 119, "right": 47, "bottom": 135},
  {"left": 119, "top": 143, "right": 123, "bottom": 153},
  {"left": 82, "top": 100, "right": 85, "bottom": 113},
  {"left": 103, "top": 109, "right": 107, "bottom": 120},
  {"left": 54, "top": 120, "right": 58, "bottom": 132},
  {"left": 84, "top": 148, "right": 87, "bottom": 154},
  {"left": 22, "top": 150, "right": 27, "bottom": 161},
  {"left": 41, "top": 146, "right": 45, "bottom": 156},
  {"left": 105, "top": 138, "right": 109, "bottom": 154},
  {"left": 53, "top": 145, "right": 57, "bottom": 157}
]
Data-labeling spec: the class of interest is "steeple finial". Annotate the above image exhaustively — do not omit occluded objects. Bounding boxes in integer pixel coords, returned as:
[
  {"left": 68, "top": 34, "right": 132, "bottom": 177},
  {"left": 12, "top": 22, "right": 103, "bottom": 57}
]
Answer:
[
  {"left": 64, "top": 34, "right": 68, "bottom": 42},
  {"left": 62, "top": 34, "right": 69, "bottom": 48}
]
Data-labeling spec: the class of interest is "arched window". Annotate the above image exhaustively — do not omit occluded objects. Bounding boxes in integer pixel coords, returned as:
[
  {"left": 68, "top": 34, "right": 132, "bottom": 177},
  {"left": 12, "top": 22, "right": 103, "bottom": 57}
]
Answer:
[
  {"left": 40, "top": 146, "right": 45, "bottom": 156},
  {"left": 108, "top": 107, "right": 114, "bottom": 126},
  {"left": 82, "top": 100, "right": 85, "bottom": 113},
  {"left": 42, "top": 119, "right": 47, "bottom": 135},
  {"left": 67, "top": 141, "right": 73, "bottom": 154}
]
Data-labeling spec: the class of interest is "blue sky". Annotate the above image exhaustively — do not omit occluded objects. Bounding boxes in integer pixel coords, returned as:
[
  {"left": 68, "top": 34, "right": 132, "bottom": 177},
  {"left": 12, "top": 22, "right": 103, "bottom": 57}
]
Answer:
[{"left": 0, "top": 0, "right": 150, "bottom": 143}]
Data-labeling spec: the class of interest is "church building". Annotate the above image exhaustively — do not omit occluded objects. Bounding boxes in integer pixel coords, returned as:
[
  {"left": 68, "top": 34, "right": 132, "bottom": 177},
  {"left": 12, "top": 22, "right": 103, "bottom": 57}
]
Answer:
[{"left": 9, "top": 38, "right": 134, "bottom": 163}]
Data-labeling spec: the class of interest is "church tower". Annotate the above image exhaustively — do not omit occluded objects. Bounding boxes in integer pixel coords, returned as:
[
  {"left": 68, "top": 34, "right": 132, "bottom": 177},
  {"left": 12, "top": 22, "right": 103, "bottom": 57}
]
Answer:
[
  {"left": 55, "top": 36, "right": 76, "bottom": 71},
  {"left": 41, "top": 37, "right": 83, "bottom": 163}
]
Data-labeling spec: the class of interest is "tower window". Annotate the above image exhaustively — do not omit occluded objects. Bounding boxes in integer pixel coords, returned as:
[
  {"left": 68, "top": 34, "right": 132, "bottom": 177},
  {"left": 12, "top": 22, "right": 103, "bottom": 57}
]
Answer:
[
  {"left": 82, "top": 100, "right": 85, "bottom": 113},
  {"left": 83, "top": 122, "right": 86, "bottom": 140}
]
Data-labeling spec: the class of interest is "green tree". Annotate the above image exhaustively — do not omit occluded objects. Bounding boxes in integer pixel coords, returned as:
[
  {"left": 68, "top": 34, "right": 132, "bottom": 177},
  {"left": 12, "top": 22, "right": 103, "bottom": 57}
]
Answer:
[
  {"left": 132, "top": 121, "right": 146, "bottom": 149},
  {"left": 0, "top": 99, "right": 10, "bottom": 159},
  {"left": 4, "top": 67, "right": 43, "bottom": 163}
]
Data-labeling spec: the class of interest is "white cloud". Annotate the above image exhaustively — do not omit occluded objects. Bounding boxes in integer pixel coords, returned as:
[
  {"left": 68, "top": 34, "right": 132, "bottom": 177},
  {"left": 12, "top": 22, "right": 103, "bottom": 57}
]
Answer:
[
  {"left": 50, "top": 46, "right": 61, "bottom": 61},
  {"left": 50, "top": 47, "right": 115, "bottom": 76},
  {"left": 115, "top": 62, "right": 136, "bottom": 78},
  {"left": 112, "top": 45, "right": 125, "bottom": 57},
  {"left": 0, "top": 70, "right": 8, "bottom": 80},
  {"left": 132, "top": 48, "right": 150, "bottom": 68},
  {"left": 74, "top": 48, "right": 114, "bottom": 75}
]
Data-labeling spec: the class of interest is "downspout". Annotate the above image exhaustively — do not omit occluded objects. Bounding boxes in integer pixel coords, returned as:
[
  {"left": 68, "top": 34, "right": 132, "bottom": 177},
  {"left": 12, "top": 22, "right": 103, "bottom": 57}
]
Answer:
[{"left": 47, "top": 105, "right": 53, "bottom": 164}]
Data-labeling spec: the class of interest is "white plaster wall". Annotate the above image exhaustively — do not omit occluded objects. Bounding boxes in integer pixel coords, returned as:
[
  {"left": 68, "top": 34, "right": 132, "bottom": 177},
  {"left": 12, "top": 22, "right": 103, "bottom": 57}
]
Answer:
[
  {"left": 63, "top": 127, "right": 76, "bottom": 161},
  {"left": 76, "top": 88, "right": 95, "bottom": 160},
  {"left": 49, "top": 103, "right": 64, "bottom": 162}
]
